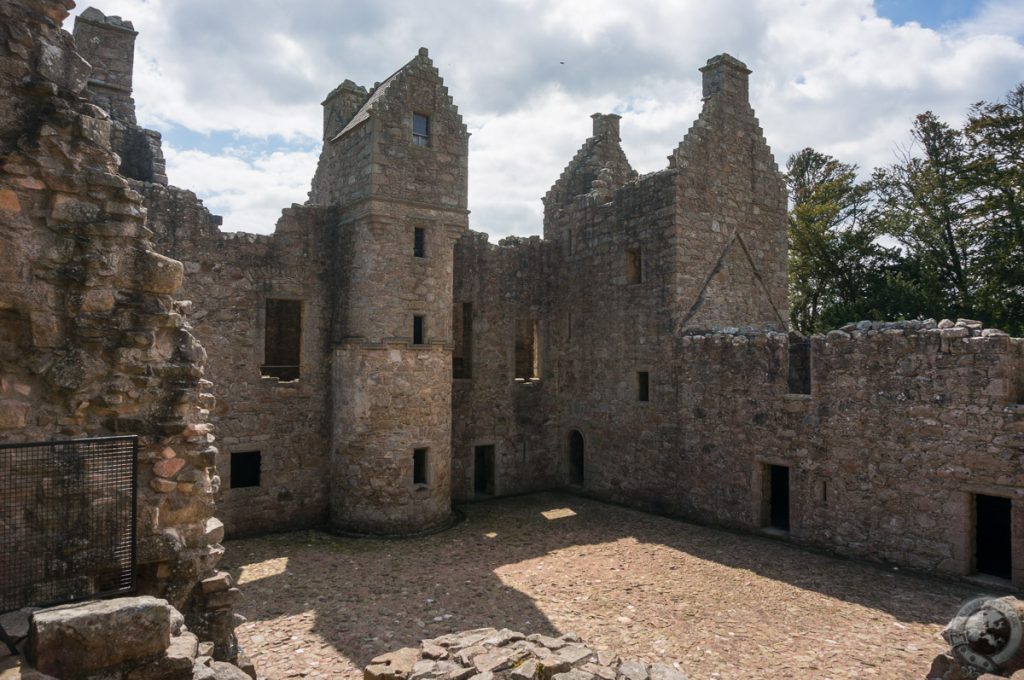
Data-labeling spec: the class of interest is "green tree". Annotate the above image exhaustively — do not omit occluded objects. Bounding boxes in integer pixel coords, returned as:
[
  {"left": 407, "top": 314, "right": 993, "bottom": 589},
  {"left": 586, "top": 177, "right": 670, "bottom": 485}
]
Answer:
[
  {"left": 785, "top": 148, "right": 899, "bottom": 332},
  {"left": 871, "top": 112, "right": 978, "bottom": 321},
  {"left": 964, "top": 84, "right": 1024, "bottom": 334}
]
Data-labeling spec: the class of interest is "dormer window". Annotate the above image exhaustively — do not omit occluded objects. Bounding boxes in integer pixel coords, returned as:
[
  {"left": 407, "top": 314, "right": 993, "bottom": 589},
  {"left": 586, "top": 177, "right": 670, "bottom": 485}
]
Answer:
[{"left": 413, "top": 113, "right": 430, "bottom": 147}]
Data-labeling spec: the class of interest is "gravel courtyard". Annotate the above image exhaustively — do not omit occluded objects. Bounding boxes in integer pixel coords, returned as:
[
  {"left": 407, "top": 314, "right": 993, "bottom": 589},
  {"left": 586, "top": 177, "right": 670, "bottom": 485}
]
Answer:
[{"left": 225, "top": 492, "right": 986, "bottom": 680}]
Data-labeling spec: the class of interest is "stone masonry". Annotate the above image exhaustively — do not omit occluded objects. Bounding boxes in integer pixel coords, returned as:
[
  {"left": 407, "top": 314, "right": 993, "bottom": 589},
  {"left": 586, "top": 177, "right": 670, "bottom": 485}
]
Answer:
[
  {"left": 0, "top": 0, "right": 237, "bottom": 660},
  {"left": 66, "top": 6, "right": 1022, "bottom": 588},
  {"left": 3, "top": 4, "right": 1022, "bottom": 642}
]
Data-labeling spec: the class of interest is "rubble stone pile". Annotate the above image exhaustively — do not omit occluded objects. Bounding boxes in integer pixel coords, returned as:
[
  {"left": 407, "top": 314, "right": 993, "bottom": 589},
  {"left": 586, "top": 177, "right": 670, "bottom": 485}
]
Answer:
[{"left": 364, "top": 628, "right": 689, "bottom": 680}]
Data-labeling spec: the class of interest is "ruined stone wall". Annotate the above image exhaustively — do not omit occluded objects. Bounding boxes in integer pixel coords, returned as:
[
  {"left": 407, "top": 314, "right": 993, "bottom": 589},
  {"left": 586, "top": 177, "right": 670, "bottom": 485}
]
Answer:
[
  {"left": 0, "top": 0, "right": 234, "bottom": 655},
  {"left": 145, "top": 189, "right": 335, "bottom": 538},
  {"left": 451, "top": 233, "right": 560, "bottom": 501},
  {"left": 71, "top": 7, "right": 135, "bottom": 124},
  {"left": 453, "top": 54, "right": 1022, "bottom": 587},
  {"left": 563, "top": 322, "right": 1024, "bottom": 586},
  {"left": 73, "top": 8, "right": 167, "bottom": 185}
]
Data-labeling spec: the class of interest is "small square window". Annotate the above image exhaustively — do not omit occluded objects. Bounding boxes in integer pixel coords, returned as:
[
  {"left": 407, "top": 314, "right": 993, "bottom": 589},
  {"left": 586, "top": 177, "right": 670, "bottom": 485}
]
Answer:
[
  {"left": 413, "top": 448, "right": 428, "bottom": 485},
  {"left": 413, "top": 113, "right": 430, "bottom": 147},
  {"left": 230, "top": 451, "right": 261, "bottom": 489},
  {"left": 414, "top": 227, "right": 425, "bottom": 257},
  {"left": 413, "top": 315, "right": 425, "bottom": 345}
]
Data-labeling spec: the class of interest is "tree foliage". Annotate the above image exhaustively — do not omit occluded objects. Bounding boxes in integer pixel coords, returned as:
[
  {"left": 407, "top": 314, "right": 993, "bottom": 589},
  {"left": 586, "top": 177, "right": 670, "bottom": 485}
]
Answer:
[{"left": 786, "top": 83, "right": 1024, "bottom": 336}]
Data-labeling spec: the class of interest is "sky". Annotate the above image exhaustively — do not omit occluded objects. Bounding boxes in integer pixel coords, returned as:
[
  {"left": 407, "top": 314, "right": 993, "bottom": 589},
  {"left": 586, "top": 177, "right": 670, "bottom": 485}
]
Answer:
[{"left": 67, "top": 0, "right": 1024, "bottom": 239}]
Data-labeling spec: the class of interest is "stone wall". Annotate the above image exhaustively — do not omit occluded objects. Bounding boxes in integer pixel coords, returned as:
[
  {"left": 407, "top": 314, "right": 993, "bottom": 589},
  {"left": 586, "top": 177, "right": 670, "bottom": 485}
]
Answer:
[
  {"left": 145, "top": 188, "right": 335, "bottom": 537},
  {"left": 452, "top": 55, "right": 1024, "bottom": 588},
  {"left": 0, "top": 0, "right": 235, "bottom": 655}
]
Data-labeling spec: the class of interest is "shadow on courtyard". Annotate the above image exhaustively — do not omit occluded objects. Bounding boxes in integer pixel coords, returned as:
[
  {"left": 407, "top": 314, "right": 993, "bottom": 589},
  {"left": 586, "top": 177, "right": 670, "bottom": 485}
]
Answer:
[{"left": 223, "top": 491, "right": 982, "bottom": 675}]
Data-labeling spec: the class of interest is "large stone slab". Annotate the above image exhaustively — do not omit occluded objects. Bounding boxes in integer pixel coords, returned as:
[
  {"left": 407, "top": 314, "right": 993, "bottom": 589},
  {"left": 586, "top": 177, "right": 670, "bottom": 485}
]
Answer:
[{"left": 28, "top": 596, "right": 172, "bottom": 678}]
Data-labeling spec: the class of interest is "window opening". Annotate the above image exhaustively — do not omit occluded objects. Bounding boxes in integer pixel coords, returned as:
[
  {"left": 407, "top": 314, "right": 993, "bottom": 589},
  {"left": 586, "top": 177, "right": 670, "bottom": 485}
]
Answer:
[
  {"left": 453, "top": 303, "right": 472, "bottom": 378},
  {"left": 514, "top": 319, "right": 540, "bottom": 380},
  {"left": 413, "top": 448, "right": 428, "bottom": 485},
  {"left": 261, "top": 299, "right": 301, "bottom": 381},
  {"left": 788, "top": 340, "right": 811, "bottom": 394},
  {"left": 411, "top": 315, "right": 423, "bottom": 346},
  {"left": 414, "top": 227, "right": 426, "bottom": 257},
  {"left": 231, "top": 451, "right": 262, "bottom": 489},
  {"left": 413, "top": 113, "right": 430, "bottom": 147},
  {"left": 626, "top": 248, "right": 643, "bottom": 284}
]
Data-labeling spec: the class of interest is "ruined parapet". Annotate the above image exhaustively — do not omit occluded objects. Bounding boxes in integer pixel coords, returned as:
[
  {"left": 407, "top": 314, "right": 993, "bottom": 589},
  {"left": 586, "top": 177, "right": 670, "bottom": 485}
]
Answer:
[
  {"left": 0, "top": 0, "right": 235, "bottom": 660},
  {"left": 73, "top": 7, "right": 168, "bottom": 185},
  {"left": 542, "top": 112, "right": 637, "bottom": 238},
  {"left": 72, "top": 7, "right": 137, "bottom": 125}
]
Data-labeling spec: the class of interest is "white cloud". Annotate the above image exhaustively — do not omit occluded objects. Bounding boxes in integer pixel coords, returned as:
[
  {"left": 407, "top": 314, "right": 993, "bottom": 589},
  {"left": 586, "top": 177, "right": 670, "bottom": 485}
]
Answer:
[
  {"left": 162, "top": 145, "right": 320, "bottom": 233},
  {"left": 68, "top": 0, "right": 1024, "bottom": 237}
]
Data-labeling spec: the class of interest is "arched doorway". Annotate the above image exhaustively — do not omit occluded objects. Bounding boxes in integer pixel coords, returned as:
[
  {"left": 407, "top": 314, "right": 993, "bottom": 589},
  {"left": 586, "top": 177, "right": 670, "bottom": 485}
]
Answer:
[{"left": 568, "top": 430, "right": 584, "bottom": 486}]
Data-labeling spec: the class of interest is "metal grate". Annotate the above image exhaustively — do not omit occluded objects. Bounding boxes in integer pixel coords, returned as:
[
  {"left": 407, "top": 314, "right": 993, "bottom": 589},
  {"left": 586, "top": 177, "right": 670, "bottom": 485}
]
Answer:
[{"left": 0, "top": 436, "right": 137, "bottom": 612}]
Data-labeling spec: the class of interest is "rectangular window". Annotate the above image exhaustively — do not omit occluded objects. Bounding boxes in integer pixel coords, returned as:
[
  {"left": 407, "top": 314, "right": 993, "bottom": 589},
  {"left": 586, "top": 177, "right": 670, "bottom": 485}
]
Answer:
[
  {"left": 261, "top": 299, "right": 301, "bottom": 381},
  {"left": 514, "top": 319, "right": 540, "bottom": 380},
  {"left": 413, "top": 113, "right": 430, "bottom": 147},
  {"left": 413, "top": 315, "right": 425, "bottom": 345},
  {"left": 637, "top": 371, "right": 650, "bottom": 401},
  {"left": 626, "top": 248, "right": 643, "bottom": 284},
  {"left": 413, "top": 448, "right": 428, "bottom": 485},
  {"left": 230, "top": 451, "right": 261, "bottom": 489},
  {"left": 453, "top": 302, "right": 472, "bottom": 379},
  {"left": 788, "top": 340, "right": 811, "bottom": 394},
  {"left": 414, "top": 227, "right": 426, "bottom": 257}
]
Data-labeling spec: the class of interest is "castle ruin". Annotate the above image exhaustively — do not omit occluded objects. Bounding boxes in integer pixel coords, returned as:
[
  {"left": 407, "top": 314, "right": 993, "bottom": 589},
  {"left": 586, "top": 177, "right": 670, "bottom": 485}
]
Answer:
[{"left": 1, "top": 9, "right": 1022, "bottom": 670}]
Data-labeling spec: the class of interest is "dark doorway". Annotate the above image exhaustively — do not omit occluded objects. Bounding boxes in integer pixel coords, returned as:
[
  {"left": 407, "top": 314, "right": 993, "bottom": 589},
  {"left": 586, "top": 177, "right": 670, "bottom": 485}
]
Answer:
[
  {"left": 473, "top": 445, "right": 495, "bottom": 496},
  {"left": 568, "top": 430, "right": 584, "bottom": 486},
  {"left": 768, "top": 464, "right": 790, "bottom": 531},
  {"left": 976, "top": 494, "right": 1012, "bottom": 579}
]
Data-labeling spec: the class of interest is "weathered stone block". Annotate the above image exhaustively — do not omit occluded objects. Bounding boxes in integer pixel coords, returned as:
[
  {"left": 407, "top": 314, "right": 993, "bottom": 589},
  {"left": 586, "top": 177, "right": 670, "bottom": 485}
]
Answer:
[
  {"left": 0, "top": 400, "right": 28, "bottom": 429},
  {"left": 27, "top": 596, "right": 172, "bottom": 678}
]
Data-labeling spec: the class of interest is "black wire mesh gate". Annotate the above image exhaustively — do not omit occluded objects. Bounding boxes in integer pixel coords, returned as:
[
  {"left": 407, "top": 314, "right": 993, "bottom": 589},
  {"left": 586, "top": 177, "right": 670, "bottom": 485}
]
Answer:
[{"left": 0, "top": 435, "right": 138, "bottom": 613}]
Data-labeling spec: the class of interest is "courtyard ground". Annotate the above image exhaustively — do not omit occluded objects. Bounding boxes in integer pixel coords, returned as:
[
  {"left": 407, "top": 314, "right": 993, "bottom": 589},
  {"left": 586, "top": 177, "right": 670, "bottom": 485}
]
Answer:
[{"left": 225, "top": 492, "right": 988, "bottom": 680}]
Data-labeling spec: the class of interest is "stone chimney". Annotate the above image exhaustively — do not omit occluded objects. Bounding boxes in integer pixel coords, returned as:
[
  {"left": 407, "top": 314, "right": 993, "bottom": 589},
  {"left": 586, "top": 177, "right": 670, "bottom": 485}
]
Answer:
[
  {"left": 699, "top": 53, "right": 750, "bottom": 103},
  {"left": 322, "top": 79, "right": 368, "bottom": 140},
  {"left": 591, "top": 113, "right": 621, "bottom": 140}
]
